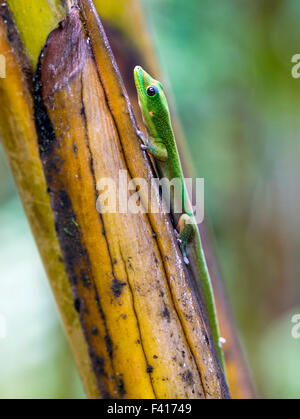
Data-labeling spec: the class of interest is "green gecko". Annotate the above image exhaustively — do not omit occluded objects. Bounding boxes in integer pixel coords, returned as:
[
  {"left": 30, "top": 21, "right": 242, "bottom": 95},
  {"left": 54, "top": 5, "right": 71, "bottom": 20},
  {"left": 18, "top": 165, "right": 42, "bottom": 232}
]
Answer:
[{"left": 134, "top": 66, "right": 226, "bottom": 372}]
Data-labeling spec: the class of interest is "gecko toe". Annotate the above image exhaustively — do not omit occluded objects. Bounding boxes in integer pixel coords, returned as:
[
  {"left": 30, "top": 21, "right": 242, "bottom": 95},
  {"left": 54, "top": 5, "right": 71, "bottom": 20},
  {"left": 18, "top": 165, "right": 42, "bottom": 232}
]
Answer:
[{"left": 184, "top": 256, "right": 190, "bottom": 265}]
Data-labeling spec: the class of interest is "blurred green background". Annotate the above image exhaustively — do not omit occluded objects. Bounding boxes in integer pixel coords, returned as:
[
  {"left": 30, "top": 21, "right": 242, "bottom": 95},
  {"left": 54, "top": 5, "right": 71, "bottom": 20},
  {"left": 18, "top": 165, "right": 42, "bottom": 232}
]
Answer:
[{"left": 1, "top": 0, "right": 300, "bottom": 398}]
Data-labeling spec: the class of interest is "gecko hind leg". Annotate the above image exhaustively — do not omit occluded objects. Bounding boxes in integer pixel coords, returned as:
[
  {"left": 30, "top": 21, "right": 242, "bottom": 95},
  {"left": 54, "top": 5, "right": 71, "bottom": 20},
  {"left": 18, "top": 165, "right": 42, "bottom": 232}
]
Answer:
[{"left": 177, "top": 214, "right": 195, "bottom": 265}]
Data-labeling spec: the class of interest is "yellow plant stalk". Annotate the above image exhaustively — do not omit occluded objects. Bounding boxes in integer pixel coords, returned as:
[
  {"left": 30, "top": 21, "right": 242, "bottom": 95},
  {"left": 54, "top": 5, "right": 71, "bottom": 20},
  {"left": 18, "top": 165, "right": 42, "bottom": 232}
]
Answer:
[
  {"left": 7, "top": 0, "right": 66, "bottom": 69},
  {"left": 0, "top": 5, "right": 100, "bottom": 398},
  {"left": 79, "top": 0, "right": 228, "bottom": 398}
]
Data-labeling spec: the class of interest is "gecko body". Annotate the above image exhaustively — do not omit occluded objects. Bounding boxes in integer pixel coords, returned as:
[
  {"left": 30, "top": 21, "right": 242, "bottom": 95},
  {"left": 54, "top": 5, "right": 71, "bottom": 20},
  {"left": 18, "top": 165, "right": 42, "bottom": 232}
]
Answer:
[{"left": 134, "top": 66, "right": 225, "bottom": 371}]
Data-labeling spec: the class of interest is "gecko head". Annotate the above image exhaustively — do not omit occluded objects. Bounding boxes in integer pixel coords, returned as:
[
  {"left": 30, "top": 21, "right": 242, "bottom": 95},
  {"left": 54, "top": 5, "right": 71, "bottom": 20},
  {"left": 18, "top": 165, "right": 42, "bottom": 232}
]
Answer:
[{"left": 134, "top": 66, "right": 168, "bottom": 123}]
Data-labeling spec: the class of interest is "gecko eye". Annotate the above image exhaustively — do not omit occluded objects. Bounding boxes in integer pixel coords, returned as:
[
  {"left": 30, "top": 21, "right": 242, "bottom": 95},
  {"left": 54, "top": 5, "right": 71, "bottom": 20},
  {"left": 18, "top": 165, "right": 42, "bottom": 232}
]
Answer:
[{"left": 146, "top": 85, "right": 158, "bottom": 97}]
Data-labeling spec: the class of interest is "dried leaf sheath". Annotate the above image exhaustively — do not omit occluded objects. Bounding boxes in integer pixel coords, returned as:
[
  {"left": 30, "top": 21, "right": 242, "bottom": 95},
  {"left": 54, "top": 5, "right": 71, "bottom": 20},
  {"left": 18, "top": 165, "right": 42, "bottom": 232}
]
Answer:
[
  {"left": 79, "top": 0, "right": 229, "bottom": 398},
  {"left": 0, "top": 7, "right": 100, "bottom": 398},
  {"left": 33, "top": 6, "right": 229, "bottom": 398},
  {"left": 90, "top": 0, "right": 253, "bottom": 398}
]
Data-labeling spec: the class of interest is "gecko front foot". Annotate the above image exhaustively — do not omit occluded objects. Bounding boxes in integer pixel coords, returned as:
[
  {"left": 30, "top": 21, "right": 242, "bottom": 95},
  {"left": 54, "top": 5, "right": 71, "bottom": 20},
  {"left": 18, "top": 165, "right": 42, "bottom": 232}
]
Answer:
[
  {"left": 137, "top": 129, "right": 146, "bottom": 141},
  {"left": 174, "top": 229, "right": 182, "bottom": 244},
  {"left": 137, "top": 130, "right": 151, "bottom": 152}
]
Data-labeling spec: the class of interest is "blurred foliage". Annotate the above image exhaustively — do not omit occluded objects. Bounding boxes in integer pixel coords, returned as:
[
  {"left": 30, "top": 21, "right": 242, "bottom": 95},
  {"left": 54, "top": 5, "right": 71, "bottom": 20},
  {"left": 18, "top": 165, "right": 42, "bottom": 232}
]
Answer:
[
  {"left": 0, "top": 0, "right": 300, "bottom": 398},
  {"left": 142, "top": 0, "right": 300, "bottom": 398}
]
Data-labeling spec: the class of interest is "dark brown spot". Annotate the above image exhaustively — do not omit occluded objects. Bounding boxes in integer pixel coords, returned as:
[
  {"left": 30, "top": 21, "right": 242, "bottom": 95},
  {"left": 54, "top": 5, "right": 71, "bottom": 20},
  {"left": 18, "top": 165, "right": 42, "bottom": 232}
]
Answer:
[
  {"left": 111, "top": 276, "right": 126, "bottom": 298},
  {"left": 153, "top": 252, "right": 159, "bottom": 266},
  {"left": 146, "top": 365, "right": 153, "bottom": 373},
  {"left": 95, "top": 356, "right": 106, "bottom": 376},
  {"left": 182, "top": 370, "right": 194, "bottom": 387},
  {"left": 91, "top": 326, "right": 98, "bottom": 336},
  {"left": 162, "top": 305, "right": 170, "bottom": 322},
  {"left": 73, "top": 143, "right": 78, "bottom": 156}
]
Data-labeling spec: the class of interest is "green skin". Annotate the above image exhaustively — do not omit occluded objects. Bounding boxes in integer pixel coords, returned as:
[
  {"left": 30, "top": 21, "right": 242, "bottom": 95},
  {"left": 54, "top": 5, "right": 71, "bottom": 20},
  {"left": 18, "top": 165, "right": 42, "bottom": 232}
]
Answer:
[{"left": 134, "top": 66, "right": 225, "bottom": 371}]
